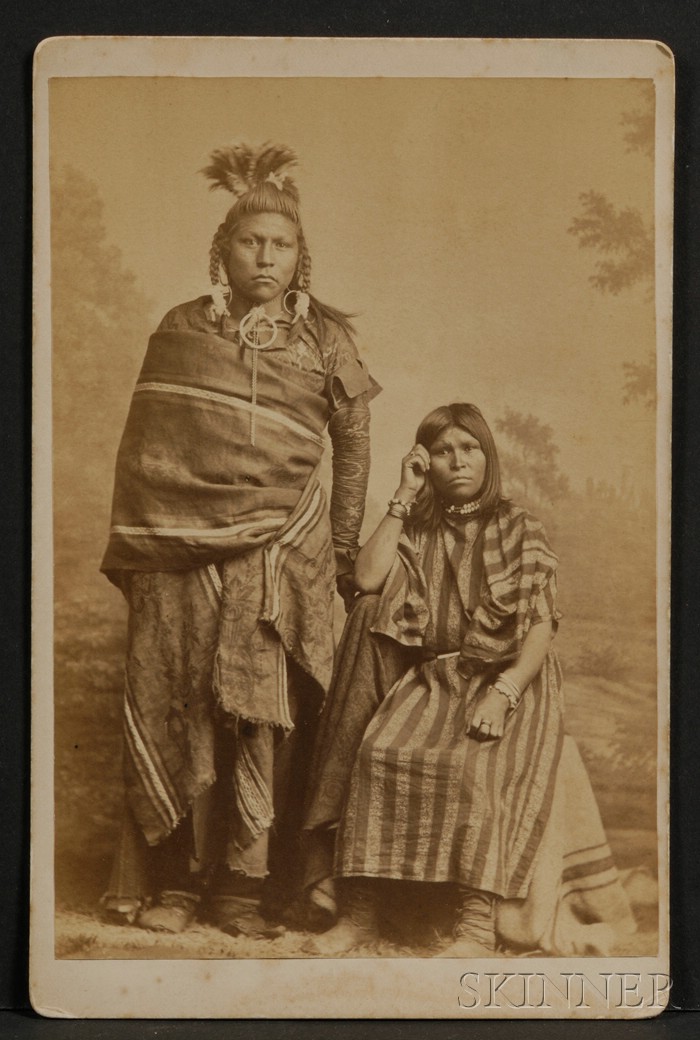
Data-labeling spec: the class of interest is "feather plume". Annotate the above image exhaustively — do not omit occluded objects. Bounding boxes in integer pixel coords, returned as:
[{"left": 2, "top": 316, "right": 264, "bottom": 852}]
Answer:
[{"left": 201, "top": 142, "right": 299, "bottom": 200}]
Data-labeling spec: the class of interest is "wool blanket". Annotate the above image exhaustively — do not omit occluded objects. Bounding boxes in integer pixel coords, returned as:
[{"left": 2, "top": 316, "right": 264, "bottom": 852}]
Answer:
[
  {"left": 103, "top": 329, "right": 337, "bottom": 846},
  {"left": 102, "top": 329, "right": 329, "bottom": 576}
]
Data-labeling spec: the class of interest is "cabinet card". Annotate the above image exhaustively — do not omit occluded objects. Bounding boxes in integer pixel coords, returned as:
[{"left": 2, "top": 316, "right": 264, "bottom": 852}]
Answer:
[{"left": 32, "top": 35, "right": 672, "bottom": 1019}]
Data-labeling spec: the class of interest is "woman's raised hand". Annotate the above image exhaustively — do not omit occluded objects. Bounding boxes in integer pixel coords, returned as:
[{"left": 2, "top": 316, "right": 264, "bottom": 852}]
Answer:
[
  {"left": 355, "top": 444, "right": 430, "bottom": 594},
  {"left": 396, "top": 444, "right": 430, "bottom": 500}
]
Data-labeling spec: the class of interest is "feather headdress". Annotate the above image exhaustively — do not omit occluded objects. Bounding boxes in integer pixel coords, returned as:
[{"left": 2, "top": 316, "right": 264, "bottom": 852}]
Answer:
[{"left": 201, "top": 142, "right": 300, "bottom": 203}]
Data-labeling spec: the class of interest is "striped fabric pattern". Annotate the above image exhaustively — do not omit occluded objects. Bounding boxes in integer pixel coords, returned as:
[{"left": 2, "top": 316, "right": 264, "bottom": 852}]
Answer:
[
  {"left": 215, "top": 473, "right": 335, "bottom": 728},
  {"left": 462, "top": 508, "right": 562, "bottom": 673},
  {"left": 496, "top": 736, "right": 637, "bottom": 954},
  {"left": 123, "top": 673, "right": 185, "bottom": 837},
  {"left": 562, "top": 843, "right": 617, "bottom": 895},
  {"left": 371, "top": 504, "right": 562, "bottom": 672},
  {"left": 105, "top": 325, "right": 341, "bottom": 849},
  {"left": 101, "top": 329, "right": 329, "bottom": 576},
  {"left": 121, "top": 475, "right": 336, "bottom": 846},
  {"left": 338, "top": 509, "right": 565, "bottom": 899},
  {"left": 120, "top": 565, "right": 220, "bottom": 846}
]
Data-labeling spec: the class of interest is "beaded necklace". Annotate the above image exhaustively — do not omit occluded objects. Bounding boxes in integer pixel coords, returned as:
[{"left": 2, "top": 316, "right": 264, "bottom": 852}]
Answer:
[{"left": 442, "top": 496, "right": 483, "bottom": 517}]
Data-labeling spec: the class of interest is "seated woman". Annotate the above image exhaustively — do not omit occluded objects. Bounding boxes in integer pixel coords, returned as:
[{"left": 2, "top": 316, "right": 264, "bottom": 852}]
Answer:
[{"left": 303, "top": 402, "right": 636, "bottom": 957}]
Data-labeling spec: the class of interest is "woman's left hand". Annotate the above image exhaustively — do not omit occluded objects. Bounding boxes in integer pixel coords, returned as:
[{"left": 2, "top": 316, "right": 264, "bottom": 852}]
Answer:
[{"left": 468, "top": 686, "right": 509, "bottom": 741}]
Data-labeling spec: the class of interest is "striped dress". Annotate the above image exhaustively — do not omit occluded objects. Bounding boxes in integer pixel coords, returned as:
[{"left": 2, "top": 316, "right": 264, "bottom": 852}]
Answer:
[{"left": 336, "top": 513, "right": 565, "bottom": 900}]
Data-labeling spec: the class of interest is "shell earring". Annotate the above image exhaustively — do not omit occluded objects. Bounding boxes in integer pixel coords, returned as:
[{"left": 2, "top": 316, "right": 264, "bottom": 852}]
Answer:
[
  {"left": 209, "top": 263, "right": 232, "bottom": 317},
  {"left": 283, "top": 289, "right": 310, "bottom": 322}
]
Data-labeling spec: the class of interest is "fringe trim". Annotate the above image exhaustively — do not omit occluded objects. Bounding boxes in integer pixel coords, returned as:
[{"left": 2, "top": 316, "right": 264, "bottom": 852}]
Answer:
[{"left": 233, "top": 741, "right": 275, "bottom": 842}]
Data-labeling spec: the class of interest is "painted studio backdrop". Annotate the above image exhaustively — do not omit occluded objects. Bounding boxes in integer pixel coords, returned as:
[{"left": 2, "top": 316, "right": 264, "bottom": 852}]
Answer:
[{"left": 49, "top": 76, "right": 659, "bottom": 958}]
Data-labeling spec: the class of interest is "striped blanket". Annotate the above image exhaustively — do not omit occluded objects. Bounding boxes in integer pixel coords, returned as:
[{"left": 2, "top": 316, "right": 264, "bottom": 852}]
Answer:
[
  {"left": 497, "top": 736, "right": 636, "bottom": 953},
  {"left": 104, "top": 329, "right": 337, "bottom": 845},
  {"left": 337, "top": 507, "right": 566, "bottom": 899},
  {"left": 102, "top": 329, "right": 329, "bottom": 575},
  {"left": 122, "top": 476, "right": 335, "bottom": 848}
]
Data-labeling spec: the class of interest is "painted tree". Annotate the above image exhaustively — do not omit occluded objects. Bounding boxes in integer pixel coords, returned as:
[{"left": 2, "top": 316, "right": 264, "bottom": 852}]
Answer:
[
  {"left": 495, "top": 408, "right": 570, "bottom": 508},
  {"left": 568, "top": 190, "right": 654, "bottom": 297},
  {"left": 51, "top": 165, "right": 154, "bottom": 560},
  {"left": 567, "top": 84, "right": 655, "bottom": 408}
]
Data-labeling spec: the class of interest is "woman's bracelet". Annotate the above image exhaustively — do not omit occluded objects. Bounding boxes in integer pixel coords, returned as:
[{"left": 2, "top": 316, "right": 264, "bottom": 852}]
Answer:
[
  {"left": 387, "top": 497, "right": 414, "bottom": 521},
  {"left": 491, "top": 675, "right": 522, "bottom": 711}
]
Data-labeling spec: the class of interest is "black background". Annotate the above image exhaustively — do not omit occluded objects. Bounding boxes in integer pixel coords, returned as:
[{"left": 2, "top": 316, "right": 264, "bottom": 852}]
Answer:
[{"left": 3, "top": 0, "right": 699, "bottom": 1034}]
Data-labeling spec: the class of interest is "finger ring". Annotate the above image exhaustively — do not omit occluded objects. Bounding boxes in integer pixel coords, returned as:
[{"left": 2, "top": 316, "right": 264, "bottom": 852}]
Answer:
[{"left": 480, "top": 721, "right": 491, "bottom": 729}]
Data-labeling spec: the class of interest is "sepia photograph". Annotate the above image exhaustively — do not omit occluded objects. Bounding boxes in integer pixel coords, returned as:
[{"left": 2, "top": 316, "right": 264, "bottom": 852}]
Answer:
[{"left": 32, "top": 37, "right": 672, "bottom": 1018}]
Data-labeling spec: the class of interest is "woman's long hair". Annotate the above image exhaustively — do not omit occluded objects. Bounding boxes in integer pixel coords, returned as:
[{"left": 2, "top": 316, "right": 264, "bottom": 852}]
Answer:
[
  {"left": 409, "top": 403, "right": 504, "bottom": 531},
  {"left": 207, "top": 169, "right": 355, "bottom": 343}
]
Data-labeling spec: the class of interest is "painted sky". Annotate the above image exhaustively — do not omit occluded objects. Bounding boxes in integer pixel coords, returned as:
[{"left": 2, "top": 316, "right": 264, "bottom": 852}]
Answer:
[{"left": 49, "top": 75, "right": 657, "bottom": 518}]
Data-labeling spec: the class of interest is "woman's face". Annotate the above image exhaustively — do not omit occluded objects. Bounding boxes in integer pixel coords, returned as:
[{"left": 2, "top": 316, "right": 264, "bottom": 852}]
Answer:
[
  {"left": 224, "top": 213, "right": 299, "bottom": 307},
  {"left": 428, "top": 425, "right": 487, "bottom": 505}
]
